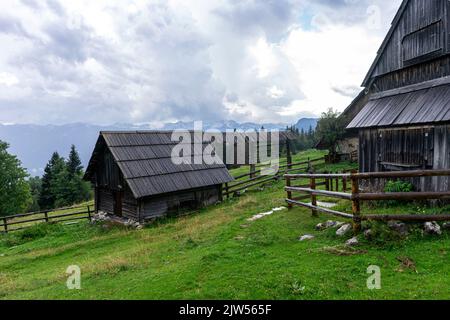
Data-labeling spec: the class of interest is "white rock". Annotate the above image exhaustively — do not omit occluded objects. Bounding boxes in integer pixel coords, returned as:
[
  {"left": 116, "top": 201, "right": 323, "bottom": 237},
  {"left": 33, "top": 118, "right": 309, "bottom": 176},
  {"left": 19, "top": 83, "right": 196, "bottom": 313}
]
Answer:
[
  {"left": 299, "top": 235, "right": 315, "bottom": 241},
  {"left": 316, "top": 220, "right": 339, "bottom": 231},
  {"left": 346, "top": 237, "right": 359, "bottom": 247},
  {"left": 424, "top": 222, "right": 442, "bottom": 235},
  {"left": 336, "top": 224, "right": 352, "bottom": 236},
  {"left": 442, "top": 222, "right": 450, "bottom": 230}
]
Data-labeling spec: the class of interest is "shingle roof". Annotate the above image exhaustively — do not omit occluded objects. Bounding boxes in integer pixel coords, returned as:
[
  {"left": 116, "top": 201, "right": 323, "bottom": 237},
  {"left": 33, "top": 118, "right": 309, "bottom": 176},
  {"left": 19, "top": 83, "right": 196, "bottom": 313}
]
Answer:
[
  {"left": 347, "top": 78, "right": 450, "bottom": 129},
  {"left": 85, "top": 131, "right": 234, "bottom": 199}
]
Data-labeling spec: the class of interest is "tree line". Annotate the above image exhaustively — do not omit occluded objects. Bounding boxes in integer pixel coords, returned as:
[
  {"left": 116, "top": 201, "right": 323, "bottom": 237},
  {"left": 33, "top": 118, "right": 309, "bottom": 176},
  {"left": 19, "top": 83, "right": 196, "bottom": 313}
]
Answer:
[{"left": 0, "top": 142, "right": 92, "bottom": 217}]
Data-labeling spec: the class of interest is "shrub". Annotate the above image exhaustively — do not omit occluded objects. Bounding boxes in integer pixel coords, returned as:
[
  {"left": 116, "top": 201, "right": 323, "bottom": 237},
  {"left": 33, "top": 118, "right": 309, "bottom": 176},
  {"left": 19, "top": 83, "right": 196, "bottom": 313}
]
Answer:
[
  {"left": 384, "top": 180, "right": 414, "bottom": 193},
  {"left": 381, "top": 180, "right": 414, "bottom": 207}
]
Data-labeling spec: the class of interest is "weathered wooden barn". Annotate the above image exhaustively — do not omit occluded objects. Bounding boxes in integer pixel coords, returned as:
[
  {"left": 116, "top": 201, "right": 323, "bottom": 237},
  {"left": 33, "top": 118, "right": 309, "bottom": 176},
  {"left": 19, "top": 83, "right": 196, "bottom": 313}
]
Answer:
[
  {"left": 84, "top": 131, "right": 233, "bottom": 222},
  {"left": 347, "top": 0, "right": 450, "bottom": 191}
]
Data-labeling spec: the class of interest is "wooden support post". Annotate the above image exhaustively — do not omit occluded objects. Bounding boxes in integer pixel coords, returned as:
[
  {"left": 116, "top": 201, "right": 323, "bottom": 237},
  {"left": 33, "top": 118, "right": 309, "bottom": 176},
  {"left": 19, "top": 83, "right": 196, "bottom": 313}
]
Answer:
[
  {"left": 286, "top": 176, "right": 293, "bottom": 209},
  {"left": 87, "top": 206, "right": 92, "bottom": 221},
  {"left": 225, "top": 183, "right": 230, "bottom": 199},
  {"left": 336, "top": 176, "right": 339, "bottom": 192},
  {"left": 286, "top": 139, "right": 292, "bottom": 170},
  {"left": 329, "top": 174, "right": 333, "bottom": 191},
  {"left": 250, "top": 164, "right": 256, "bottom": 179},
  {"left": 351, "top": 177, "right": 361, "bottom": 234},
  {"left": 310, "top": 170, "right": 318, "bottom": 217},
  {"left": 44, "top": 211, "right": 49, "bottom": 223},
  {"left": 325, "top": 171, "right": 330, "bottom": 191},
  {"left": 3, "top": 218, "right": 7, "bottom": 234},
  {"left": 343, "top": 176, "right": 347, "bottom": 193}
]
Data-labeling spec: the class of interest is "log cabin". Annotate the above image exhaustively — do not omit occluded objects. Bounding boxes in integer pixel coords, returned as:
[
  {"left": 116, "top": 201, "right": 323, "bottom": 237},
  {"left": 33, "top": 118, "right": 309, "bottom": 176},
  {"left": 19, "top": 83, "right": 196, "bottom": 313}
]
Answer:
[
  {"left": 84, "top": 131, "right": 233, "bottom": 222},
  {"left": 347, "top": 0, "right": 450, "bottom": 191}
]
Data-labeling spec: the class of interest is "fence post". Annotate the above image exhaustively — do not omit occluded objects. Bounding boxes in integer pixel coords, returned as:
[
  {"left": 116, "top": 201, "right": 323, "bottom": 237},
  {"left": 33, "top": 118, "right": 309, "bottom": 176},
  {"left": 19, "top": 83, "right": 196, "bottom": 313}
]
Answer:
[
  {"left": 325, "top": 171, "right": 330, "bottom": 191},
  {"left": 310, "top": 169, "right": 318, "bottom": 217},
  {"left": 336, "top": 175, "right": 339, "bottom": 192},
  {"left": 286, "top": 176, "right": 293, "bottom": 209},
  {"left": 44, "top": 211, "right": 49, "bottom": 223},
  {"left": 286, "top": 139, "right": 292, "bottom": 170},
  {"left": 343, "top": 175, "right": 347, "bottom": 193},
  {"left": 351, "top": 176, "right": 361, "bottom": 234},
  {"left": 225, "top": 183, "right": 230, "bottom": 199},
  {"left": 3, "top": 218, "right": 7, "bottom": 234},
  {"left": 250, "top": 164, "right": 256, "bottom": 179},
  {"left": 87, "top": 205, "right": 92, "bottom": 221}
]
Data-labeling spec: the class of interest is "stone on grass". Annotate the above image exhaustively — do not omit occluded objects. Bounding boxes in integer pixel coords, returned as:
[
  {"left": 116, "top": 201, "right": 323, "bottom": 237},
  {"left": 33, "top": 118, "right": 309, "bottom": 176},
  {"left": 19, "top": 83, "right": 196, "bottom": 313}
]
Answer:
[
  {"left": 442, "top": 222, "right": 450, "bottom": 230},
  {"left": 346, "top": 237, "right": 359, "bottom": 247},
  {"left": 315, "top": 220, "right": 342, "bottom": 231},
  {"left": 299, "top": 235, "right": 315, "bottom": 241},
  {"left": 388, "top": 221, "right": 409, "bottom": 236},
  {"left": 424, "top": 222, "right": 442, "bottom": 235},
  {"left": 336, "top": 224, "right": 352, "bottom": 236},
  {"left": 364, "top": 229, "right": 373, "bottom": 240}
]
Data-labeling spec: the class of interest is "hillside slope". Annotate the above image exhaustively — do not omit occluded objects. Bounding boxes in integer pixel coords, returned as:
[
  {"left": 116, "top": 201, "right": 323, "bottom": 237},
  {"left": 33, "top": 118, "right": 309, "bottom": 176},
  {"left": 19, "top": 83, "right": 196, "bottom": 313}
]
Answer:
[{"left": 0, "top": 152, "right": 449, "bottom": 300}]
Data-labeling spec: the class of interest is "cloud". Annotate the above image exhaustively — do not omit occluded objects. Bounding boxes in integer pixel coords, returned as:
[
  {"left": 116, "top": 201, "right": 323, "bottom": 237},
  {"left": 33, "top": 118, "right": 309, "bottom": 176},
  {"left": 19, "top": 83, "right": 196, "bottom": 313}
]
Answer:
[{"left": 0, "top": 0, "right": 403, "bottom": 125}]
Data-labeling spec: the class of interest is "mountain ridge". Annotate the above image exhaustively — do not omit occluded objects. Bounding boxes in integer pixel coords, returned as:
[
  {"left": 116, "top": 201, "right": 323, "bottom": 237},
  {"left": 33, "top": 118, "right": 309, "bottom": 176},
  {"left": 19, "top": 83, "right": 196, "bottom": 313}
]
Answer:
[{"left": 0, "top": 118, "right": 318, "bottom": 175}]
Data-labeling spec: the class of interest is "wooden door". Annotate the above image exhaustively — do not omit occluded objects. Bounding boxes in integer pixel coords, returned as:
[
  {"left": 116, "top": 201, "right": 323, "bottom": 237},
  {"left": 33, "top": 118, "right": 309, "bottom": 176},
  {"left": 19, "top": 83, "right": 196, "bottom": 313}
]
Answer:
[{"left": 113, "top": 191, "right": 123, "bottom": 217}]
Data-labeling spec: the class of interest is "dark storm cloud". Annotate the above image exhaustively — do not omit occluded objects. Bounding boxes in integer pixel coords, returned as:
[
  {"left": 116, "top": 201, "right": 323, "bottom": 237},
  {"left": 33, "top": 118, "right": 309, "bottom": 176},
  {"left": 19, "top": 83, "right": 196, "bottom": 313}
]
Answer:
[{"left": 0, "top": 0, "right": 403, "bottom": 125}]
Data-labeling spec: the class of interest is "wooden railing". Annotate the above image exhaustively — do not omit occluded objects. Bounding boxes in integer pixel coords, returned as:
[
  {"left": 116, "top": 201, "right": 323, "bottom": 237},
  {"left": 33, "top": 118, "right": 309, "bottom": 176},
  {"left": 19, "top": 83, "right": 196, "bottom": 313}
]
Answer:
[
  {"left": 223, "top": 157, "right": 326, "bottom": 198},
  {"left": 285, "top": 170, "right": 450, "bottom": 233},
  {"left": 0, "top": 204, "right": 93, "bottom": 233}
]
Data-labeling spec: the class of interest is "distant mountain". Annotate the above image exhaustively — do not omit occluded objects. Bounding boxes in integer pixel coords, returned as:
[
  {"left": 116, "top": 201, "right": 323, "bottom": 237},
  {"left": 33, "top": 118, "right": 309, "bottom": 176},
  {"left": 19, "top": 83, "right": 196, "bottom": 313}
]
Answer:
[
  {"left": 294, "top": 118, "right": 318, "bottom": 131},
  {"left": 0, "top": 120, "right": 289, "bottom": 176}
]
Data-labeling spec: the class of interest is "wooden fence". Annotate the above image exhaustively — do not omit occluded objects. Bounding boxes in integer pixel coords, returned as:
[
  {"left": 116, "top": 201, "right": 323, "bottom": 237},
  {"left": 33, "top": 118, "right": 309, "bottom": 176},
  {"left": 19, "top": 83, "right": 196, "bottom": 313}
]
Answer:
[
  {"left": 1, "top": 204, "right": 93, "bottom": 233},
  {"left": 284, "top": 169, "right": 450, "bottom": 233},
  {"left": 223, "top": 156, "right": 326, "bottom": 198}
]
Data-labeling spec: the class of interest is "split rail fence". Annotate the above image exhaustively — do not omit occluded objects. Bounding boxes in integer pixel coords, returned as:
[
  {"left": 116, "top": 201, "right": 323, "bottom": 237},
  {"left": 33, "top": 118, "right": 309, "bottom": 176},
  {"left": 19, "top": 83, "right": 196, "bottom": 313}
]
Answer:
[
  {"left": 223, "top": 156, "right": 326, "bottom": 198},
  {"left": 1, "top": 204, "right": 93, "bottom": 233},
  {"left": 284, "top": 170, "right": 450, "bottom": 233}
]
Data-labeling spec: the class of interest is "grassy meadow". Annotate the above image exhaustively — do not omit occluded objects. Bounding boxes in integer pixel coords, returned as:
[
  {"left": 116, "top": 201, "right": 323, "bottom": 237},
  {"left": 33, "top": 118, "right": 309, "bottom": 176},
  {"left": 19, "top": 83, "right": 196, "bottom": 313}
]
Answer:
[{"left": 0, "top": 150, "right": 449, "bottom": 300}]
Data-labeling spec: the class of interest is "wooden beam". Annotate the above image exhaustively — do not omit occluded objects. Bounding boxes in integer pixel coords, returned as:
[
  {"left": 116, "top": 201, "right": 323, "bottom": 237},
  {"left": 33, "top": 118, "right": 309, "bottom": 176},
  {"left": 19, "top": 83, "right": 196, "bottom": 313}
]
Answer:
[
  {"left": 284, "top": 187, "right": 352, "bottom": 200},
  {"left": 286, "top": 199, "right": 354, "bottom": 219}
]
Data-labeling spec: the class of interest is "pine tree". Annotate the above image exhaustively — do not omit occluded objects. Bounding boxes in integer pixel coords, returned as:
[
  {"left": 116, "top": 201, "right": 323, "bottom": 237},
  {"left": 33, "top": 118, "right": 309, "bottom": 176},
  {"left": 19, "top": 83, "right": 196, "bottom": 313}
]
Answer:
[
  {"left": 39, "top": 152, "right": 65, "bottom": 210},
  {"left": 67, "top": 145, "right": 83, "bottom": 177}
]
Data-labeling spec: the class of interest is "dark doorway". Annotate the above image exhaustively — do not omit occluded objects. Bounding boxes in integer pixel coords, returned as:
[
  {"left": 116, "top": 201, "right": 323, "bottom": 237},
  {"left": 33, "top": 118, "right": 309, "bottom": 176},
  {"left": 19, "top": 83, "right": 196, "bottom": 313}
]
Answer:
[{"left": 113, "top": 191, "right": 123, "bottom": 217}]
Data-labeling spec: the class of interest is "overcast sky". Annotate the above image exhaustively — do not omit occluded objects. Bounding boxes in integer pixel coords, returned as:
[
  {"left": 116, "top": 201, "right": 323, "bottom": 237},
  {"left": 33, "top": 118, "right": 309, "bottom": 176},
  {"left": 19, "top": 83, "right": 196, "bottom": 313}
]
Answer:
[{"left": 0, "top": 0, "right": 402, "bottom": 126}]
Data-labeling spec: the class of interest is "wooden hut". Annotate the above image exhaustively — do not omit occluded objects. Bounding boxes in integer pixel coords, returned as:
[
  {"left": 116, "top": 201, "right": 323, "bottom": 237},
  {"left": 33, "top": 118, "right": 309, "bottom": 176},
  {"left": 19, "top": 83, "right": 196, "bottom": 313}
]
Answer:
[
  {"left": 84, "top": 131, "right": 233, "bottom": 222},
  {"left": 347, "top": 0, "right": 450, "bottom": 191}
]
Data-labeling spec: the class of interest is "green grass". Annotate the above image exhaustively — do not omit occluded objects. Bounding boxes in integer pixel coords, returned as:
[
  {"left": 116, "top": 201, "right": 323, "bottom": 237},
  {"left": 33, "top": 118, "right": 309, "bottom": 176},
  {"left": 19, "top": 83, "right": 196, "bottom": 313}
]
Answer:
[{"left": 0, "top": 151, "right": 449, "bottom": 300}]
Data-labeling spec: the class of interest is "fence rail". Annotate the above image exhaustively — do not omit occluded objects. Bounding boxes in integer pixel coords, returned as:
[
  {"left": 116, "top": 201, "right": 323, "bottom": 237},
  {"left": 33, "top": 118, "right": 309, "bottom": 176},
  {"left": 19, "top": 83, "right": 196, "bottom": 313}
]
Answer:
[
  {"left": 223, "top": 156, "right": 326, "bottom": 198},
  {"left": 1, "top": 204, "right": 93, "bottom": 233},
  {"left": 285, "top": 169, "right": 450, "bottom": 234}
]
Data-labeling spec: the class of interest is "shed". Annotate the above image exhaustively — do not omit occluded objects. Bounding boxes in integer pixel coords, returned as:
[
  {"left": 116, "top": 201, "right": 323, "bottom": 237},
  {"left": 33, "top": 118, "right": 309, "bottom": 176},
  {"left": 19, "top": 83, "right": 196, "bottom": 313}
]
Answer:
[
  {"left": 348, "top": 0, "right": 450, "bottom": 192},
  {"left": 84, "top": 131, "right": 233, "bottom": 222}
]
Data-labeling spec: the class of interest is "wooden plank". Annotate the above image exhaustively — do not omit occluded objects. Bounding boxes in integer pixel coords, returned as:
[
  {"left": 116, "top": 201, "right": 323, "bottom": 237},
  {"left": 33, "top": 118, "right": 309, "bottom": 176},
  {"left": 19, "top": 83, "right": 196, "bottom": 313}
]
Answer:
[
  {"left": 285, "top": 173, "right": 351, "bottom": 179},
  {"left": 357, "top": 191, "right": 450, "bottom": 200},
  {"left": 284, "top": 187, "right": 353, "bottom": 200},
  {"left": 362, "top": 214, "right": 450, "bottom": 222},
  {"left": 286, "top": 199, "right": 354, "bottom": 219}
]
